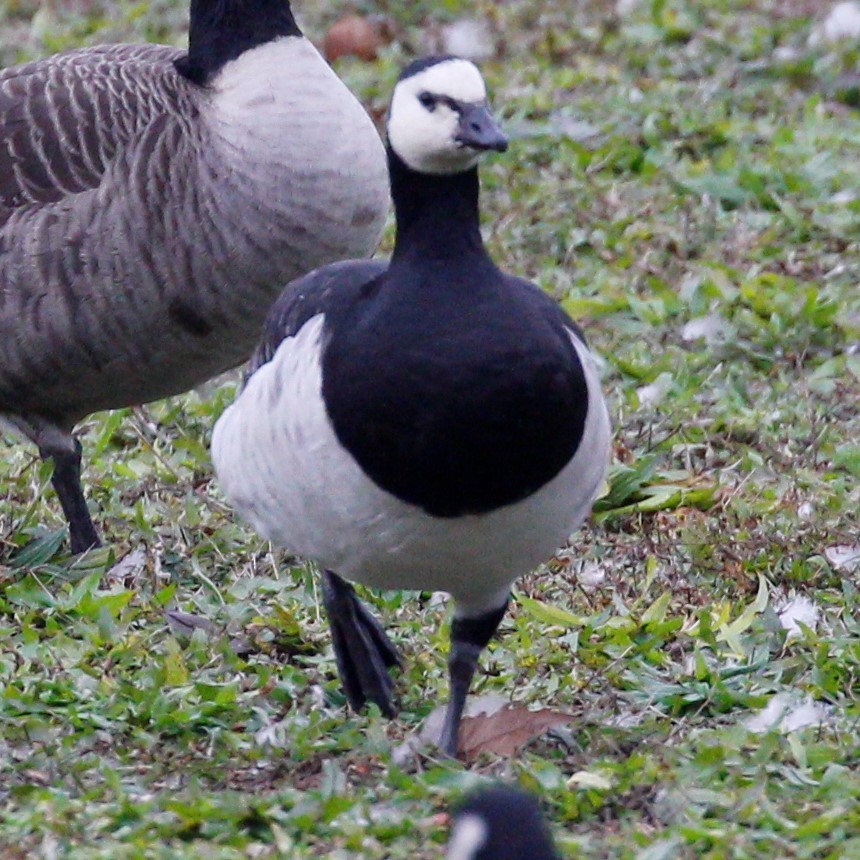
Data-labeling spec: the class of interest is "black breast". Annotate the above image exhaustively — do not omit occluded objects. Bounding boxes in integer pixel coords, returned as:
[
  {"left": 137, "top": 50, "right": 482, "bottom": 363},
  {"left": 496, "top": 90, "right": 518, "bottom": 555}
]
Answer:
[{"left": 321, "top": 270, "right": 589, "bottom": 517}]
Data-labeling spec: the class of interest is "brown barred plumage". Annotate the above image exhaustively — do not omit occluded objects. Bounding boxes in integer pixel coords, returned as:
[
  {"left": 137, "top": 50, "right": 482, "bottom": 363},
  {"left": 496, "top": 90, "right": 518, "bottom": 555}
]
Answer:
[{"left": 0, "top": 29, "right": 389, "bottom": 552}]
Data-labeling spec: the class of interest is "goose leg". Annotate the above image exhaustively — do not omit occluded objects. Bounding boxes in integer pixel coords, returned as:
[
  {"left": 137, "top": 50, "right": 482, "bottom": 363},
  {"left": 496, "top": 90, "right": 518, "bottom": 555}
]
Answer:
[
  {"left": 438, "top": 598, "right": 510, "bottom": 758},
  {"left": 40, "top": 438, "right": 100, "bottom": 554},
  {"left": 321, "top": 569, "right": 402, "bottom": 717}
]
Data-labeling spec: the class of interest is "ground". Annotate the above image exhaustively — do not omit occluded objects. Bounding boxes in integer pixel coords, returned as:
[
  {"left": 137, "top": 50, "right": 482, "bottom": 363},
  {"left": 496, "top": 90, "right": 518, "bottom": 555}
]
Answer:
[{"left": 0, "top": 0, "right": 858, "bottom": 857}]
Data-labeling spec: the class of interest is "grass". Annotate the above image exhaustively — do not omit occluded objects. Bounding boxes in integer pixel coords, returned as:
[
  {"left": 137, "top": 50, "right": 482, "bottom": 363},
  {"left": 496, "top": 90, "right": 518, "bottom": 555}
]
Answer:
[{"left": 1, "top": 0, "right": 859, "bottom": 856}]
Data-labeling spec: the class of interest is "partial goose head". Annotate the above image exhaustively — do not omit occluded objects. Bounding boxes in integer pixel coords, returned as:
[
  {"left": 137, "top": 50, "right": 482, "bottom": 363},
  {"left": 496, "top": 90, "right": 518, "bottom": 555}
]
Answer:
[
  {"left": 447, "top": 785, "right": 561, "bottom": 860},
  {"left": 386, "top": 55, "right": 508, "bottom": 175}
]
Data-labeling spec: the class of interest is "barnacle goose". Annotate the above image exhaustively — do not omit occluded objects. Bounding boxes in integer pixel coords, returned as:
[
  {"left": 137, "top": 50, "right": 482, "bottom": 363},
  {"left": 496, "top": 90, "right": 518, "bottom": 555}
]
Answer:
[
  {"left": 447, "top": 785, "right": 561, "bottom": 860},
  {"left": 211, "top": 55, "right": 611, "bottom": 757},
  {"left": 0, "top": 0, "right": 389, "bottom": 554}
]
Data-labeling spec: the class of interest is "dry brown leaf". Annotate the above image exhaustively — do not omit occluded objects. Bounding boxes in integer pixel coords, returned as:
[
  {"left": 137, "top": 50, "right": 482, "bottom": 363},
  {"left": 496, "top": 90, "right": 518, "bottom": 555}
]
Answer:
[
  {"left": 457, "top": 704, "right": 571, "bottom": 759},
  {"left": 323, "top": 14, "right": 382, "bottom": 62}
]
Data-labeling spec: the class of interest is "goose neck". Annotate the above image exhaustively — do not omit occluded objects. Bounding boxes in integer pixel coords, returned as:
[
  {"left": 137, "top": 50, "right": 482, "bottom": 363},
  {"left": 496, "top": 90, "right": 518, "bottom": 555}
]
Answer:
[
  {"left": 177, "top": 0, "right": 301, "bottom": 85},
  {"left": 388, "top": 149, "right": 487, "bottom": 265}
]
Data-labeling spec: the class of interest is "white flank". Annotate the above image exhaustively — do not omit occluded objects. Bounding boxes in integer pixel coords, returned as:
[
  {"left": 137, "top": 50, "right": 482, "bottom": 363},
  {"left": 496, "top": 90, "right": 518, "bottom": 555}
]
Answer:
[{"left": 212, "top": 319, "right": 610, "bottom": 617}]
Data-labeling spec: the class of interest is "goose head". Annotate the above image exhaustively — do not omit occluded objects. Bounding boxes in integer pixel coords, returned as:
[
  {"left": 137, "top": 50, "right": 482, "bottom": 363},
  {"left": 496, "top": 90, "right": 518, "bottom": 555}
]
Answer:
[
  {"left": 387, "top": 55, "right": 508, "bottom": 176},
  {"left": 446, "top": 785, "right": 561, "bottom": 860}
]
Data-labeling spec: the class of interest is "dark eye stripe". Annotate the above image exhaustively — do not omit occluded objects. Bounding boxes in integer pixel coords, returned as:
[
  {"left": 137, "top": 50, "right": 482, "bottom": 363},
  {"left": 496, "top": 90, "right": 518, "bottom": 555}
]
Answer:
[{"left": 417, "top": 92, "right": 463, "bottom": 114}]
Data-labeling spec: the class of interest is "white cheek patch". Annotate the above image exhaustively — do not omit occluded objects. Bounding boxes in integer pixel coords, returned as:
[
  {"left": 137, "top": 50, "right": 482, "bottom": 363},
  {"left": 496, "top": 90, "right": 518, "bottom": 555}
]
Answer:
[
  {"left": 387, "top": 58, "right": 491, "bottom": 175},
  {"left": 446, "top": 814, "right": 489, "bottom": 860},
  {"left": 387, "top": 97, "right": 475, "bottom": 175}
]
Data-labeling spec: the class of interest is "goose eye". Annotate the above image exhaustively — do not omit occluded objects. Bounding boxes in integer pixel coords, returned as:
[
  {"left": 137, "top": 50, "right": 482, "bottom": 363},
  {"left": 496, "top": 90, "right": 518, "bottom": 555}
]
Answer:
[{"left": 418, "top": 92, "right": 437, "bottom": 111}]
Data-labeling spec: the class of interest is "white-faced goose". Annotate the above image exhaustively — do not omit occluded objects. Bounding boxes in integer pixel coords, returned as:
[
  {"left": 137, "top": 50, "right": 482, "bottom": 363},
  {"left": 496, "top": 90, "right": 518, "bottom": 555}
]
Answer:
[{"left": 211, "top": 56, "right": 611, "bottom": 757}]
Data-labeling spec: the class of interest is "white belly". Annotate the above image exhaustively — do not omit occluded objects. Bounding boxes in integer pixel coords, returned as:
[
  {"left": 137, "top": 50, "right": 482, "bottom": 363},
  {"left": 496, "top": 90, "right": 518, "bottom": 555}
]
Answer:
[{"left": 211, "top": 315, "right": 610, "bottom": 616}]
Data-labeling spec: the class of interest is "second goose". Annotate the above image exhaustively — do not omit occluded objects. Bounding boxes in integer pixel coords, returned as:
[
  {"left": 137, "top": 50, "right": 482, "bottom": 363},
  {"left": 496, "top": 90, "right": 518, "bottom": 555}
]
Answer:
[{"left": 0, "top": 0, "right": 389, "bottom": 553}]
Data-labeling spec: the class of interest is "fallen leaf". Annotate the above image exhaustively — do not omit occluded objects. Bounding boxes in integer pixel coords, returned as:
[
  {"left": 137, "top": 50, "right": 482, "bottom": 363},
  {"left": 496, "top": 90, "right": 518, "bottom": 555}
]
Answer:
[
  {"left": 164, "top": 608, "right": 219, "bottom": 638},
  {"left": 824, "top": 544, "right": 860, "bottom": 572},
  {"left": 323, "top": 14, "right": 383, "bottom": 62},
  {"left": 410, "top": 694, "right": 566, "bottom": 764},
  {"left": 457, "top": 704, "right": 571, "bottom": 759},
  {"left": 164, "top": 608, "right": 256, "bottom": 655},
  {"left": 416, "top": 693, "right": 507, "bottom": 754},
  {"left": 104, "top": 546, "right": 147, "bottom": 585},
  {"left": 567, "top": 770, "right": 614, "bottom": 790}
]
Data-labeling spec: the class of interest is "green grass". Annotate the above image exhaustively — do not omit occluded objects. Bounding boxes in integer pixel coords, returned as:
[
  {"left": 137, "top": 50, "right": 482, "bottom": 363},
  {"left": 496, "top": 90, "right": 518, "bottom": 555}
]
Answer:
[{"left": 1, "top": 0, "right": 859, "bottom": 856}]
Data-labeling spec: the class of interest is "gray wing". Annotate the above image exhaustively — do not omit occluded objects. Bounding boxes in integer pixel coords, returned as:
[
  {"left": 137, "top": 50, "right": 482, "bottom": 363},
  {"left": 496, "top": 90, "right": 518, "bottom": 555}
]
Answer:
[
  {"left": 249, "top": 259, "right": 390, "bottom": 376},
  {"left": 0, "top": 43, "right": 186, "bottom": 217}
]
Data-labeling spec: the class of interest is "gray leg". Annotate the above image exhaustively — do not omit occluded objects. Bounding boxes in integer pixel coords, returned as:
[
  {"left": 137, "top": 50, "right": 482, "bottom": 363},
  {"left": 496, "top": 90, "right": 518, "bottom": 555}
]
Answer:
[
  {"left": 321, "top": 570, "right": 402, "bottom": 717},
  {"left": 438, "top": 598, "right": 510, "bottom": 758},
  {"left": 39, "top": 438, "right": 100, "bottom": 554}
]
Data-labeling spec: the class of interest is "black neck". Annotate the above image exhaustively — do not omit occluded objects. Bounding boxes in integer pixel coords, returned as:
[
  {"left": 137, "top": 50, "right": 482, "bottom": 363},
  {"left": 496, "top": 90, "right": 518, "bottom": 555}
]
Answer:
[
  {"left": 388, "top": 148, "right": 488, "bottom": 267},
  {"left": 175, "top": 0, "right": 301, "bottom": 86}
]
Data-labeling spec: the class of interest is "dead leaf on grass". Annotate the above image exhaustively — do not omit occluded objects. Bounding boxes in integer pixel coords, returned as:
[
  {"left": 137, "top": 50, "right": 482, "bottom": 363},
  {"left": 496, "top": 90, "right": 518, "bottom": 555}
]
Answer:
[
  {"left": 457, "top": 703, "right": 571, "bottom": 759},
  {"left": 824, "top": 544, "right": 860, "bottom": 572},
  {"left": 104, "top": 546, "right": 147, "bottom": 586},
  {"left": 323, "top": 14, "right": 391, "bottom": 62},
  {"left": 164, "top": 608, "right": 256, "bottom": 655},
  {"left": 164, "top": 608, "right": 219, "bottom": 638},
  {"left": 405, "top": 694, "right": 570, "bottom": 764}
]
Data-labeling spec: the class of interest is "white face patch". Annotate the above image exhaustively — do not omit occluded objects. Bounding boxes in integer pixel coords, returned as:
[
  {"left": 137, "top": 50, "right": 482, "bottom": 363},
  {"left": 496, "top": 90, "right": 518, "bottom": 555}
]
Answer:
[
  {"left": 387, "top": 58, "right": 491, "bottom": 175},
  {"left": 446, "top": 814, "right": 489, "bottom": 860}
]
